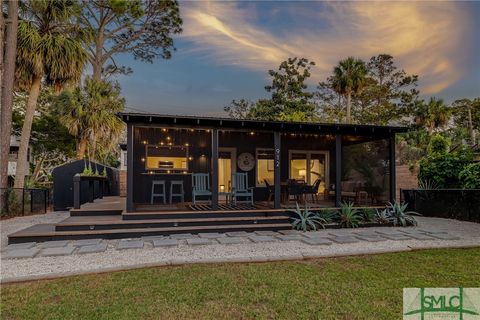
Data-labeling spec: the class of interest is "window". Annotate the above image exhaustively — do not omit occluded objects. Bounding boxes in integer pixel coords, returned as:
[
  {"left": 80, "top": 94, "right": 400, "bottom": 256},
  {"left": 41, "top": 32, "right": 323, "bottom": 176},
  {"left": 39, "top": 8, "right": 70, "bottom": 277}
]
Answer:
[
  {"left": 256, "top": 148, "right": 274, "bottom": 186},
  {"left": 145, "top": 145, "right": 189, "bottom": 172}
]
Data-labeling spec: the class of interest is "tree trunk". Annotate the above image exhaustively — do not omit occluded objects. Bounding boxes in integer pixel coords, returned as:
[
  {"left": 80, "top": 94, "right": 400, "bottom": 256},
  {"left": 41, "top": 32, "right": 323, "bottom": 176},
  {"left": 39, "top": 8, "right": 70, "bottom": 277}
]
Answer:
[
  {"left": 346, "top": 92, "right": 352, "bottom": 124},
  {"left": 77, "top": 138, "right": 88, "bottom": 159},
  {"left": 92, "top": 30, "right": 104, "bottom": 81},
  {"left": 0, "top": 0, "right": 19, "bottom": 208},
  {"left": 13, "top": 76, "right": 42, "bottom": 189}
]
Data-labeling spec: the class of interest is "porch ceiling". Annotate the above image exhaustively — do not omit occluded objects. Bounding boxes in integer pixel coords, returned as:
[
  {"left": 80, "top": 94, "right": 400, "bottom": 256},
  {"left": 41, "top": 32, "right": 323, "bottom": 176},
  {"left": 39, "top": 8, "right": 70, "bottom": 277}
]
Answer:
[{"left": 119, "top": 113, "right": 409, "bottom": 136}]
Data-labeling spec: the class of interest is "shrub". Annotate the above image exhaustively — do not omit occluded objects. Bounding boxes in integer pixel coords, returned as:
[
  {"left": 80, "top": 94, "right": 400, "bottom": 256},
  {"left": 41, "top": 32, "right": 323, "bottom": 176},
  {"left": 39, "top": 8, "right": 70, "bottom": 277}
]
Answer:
[
  {"left": 427, "top": 134, "right": 450, "bottom": 155},
  {"left": 361, "top": 208, "right": 377, "bottom": 223},
  {"left": 419, "top": 148, "right": 473, "bottom": 188},
  {"left": 289, "top": 203, "right": 327, "bottom": 231},
  {"left": 459, "top": 162, "right": 480, "bottom": 189}
]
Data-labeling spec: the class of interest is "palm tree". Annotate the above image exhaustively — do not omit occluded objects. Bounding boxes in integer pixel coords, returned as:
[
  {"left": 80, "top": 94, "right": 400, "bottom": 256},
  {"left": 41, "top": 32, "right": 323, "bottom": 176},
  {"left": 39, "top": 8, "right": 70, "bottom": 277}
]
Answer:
[
  {"left": 414, "top": 97, "right": 451, "bottom": 135},
  {"left": 0, "top": 0, "right": 19, "bottom": 207},
  {"left": 57, "top": 78, "right": 125, "bottom": 161},
  {"left": 331, "top": 57, "right": 367, "bottom": 123},
  {"left": 13, "top": 0, "right": 87, "bottom": 189}
]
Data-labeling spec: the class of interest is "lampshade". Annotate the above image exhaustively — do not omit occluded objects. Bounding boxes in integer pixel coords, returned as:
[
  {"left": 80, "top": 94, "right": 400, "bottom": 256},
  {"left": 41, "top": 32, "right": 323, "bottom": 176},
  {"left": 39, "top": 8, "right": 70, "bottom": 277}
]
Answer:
[{"left": 299, "top": 169, "right": 306, "bottom": 177}]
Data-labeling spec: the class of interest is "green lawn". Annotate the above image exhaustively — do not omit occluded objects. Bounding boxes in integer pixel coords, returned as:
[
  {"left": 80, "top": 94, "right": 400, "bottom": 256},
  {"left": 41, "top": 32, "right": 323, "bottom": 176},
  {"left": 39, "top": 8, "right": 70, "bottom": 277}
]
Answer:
[{"left": 1, "top": 248, "right": 479, "bottom": 320}]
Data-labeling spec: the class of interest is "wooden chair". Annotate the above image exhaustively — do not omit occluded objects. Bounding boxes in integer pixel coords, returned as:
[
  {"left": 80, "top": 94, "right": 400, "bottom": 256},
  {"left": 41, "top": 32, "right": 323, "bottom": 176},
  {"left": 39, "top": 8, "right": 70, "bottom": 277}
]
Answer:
[
  {"left": 232, "top": 172, "right": 254, "bottom": 205},
  {"left": 303, "top": 179, "right": 321, "bottom": 203},
  {"left": 264, "top": 179, "right": 275, "bottom": 206},
  {"left": 192, "top": 173, "right": 212, "bottom": 205}
]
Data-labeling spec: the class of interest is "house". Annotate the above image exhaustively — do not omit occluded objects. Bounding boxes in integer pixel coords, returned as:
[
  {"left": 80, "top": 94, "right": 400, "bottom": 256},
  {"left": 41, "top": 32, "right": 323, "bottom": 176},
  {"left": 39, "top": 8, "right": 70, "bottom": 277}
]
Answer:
[
  {"left": 7, "top": 135, "right": 30, "bottom": 186},
  {"left": 120, "top": 113, "right": 408, "bottom": 212},
  {"left": 7, "top": 113, "right": 410, "bottom": 243}
]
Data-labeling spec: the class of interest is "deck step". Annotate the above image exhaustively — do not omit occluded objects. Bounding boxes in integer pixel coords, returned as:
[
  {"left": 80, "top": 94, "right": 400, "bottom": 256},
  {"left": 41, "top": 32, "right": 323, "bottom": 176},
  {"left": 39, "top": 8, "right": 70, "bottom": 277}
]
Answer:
[
  {"left": 7, "top": 223, "right": 293, "bottom": 244},
  {"left": 122, "top": 210, "right": 292, "bottom": 220},
  {"left": 70, "top": 209, "right": 123, "bottom": 216},
  {"left": 56, "top": 215, "right": 290, "bottom": 231}
]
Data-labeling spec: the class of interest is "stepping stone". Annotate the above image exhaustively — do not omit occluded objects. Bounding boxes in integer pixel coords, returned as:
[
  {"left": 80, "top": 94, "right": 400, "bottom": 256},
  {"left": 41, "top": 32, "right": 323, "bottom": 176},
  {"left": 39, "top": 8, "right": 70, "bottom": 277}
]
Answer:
[
  {"left": 248, "top": 235, "right": 276, "bottom": 243},
  {"left": 276, "top": 234, "right": 304, "bottom": 241},
  {"left": 41, "top": 246, "right": 76, "bottom": 257},
  {"left": 254, "top": 231, "right": 279, "bottom": 236},
  {"left": 381, "top": 234, "right": 412, "bottom": 241},
  {"left": 170, "top": 233, "right": 196, "bottom": 239},
  {"left": 198, "top": 233, "right": 225, "bottom": 239},
  {"left": 405, "top": 233, "right": 436, "bottom": 240},
  {"left": 354, "top": 235, "right": 386, "bottom": 242},
  {"left": 40, "top": 240, "right": 69, "bottom": 249},
  {"left": 142, "top": 235, "right": 165, "bottom": 242},
  {"left": 77, "top": 243, "right": 108, "bottom": 254},
  {"left": 4, "top": 248, "right": 40, "bottom": 259},
  {"left": 418, "top": 229, "right": 448, "bottom": 235},
  {"left": 301, "top": 238, "right": 332, "bottom": 245},
  {"left": 72, "top": 239, "right": 102, "bottom": 247},
  {"left": 117, "top": 239, "right": 144, "bottom": 250},
  {"left": 186, "top": 238, "right": 215, "bottom": 246},
  {"left": 375, "top": 230, "right": 404, "bottom": 235},
  {"left": 329, "top": 236, "right": 359, "bottom": 244},
  {"left": 302, "top": 232, "right": 330, "bottom": 239},
  {"left": 428, "top": 233, "right": 461, "bottom": 240},
  {"left": 6, "top": 242, "right": 36, "bottom": 250},
  {"left": 217, "top": 237, "right": 247, "bottom": 245},
  {"left": 278, "top": 230, "right": 302, "bottom": 235},
  {"left": 226, "top": 231, "right": 249, "bottom": 237},
  {"left": 152, "top": 239, "right": 179, "bottom": 247}
]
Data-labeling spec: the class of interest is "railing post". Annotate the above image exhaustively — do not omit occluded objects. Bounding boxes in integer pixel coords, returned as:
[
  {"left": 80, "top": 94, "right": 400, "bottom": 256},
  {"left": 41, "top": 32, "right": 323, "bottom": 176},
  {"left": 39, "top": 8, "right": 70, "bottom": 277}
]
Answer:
[
  {"left": 274, "top": 132, "right": 281, "bottom": 209},
  {"left": 389, "top": 135, "right": 396, "bottom": 203},
  {"left": 73, "top": 174, "right": 81, "bottom": 209},
  {"left": 211, "top": 128, "right": 219, "bottom": 210},
  {"left": 22, "top": 189, "right": 25, "bottom": 216},
  {"left": 30, "top": 190, "right": 33, "bottom": 214},
  {"left": 335, "top": 134, "right": 342, "bottom": 207}
]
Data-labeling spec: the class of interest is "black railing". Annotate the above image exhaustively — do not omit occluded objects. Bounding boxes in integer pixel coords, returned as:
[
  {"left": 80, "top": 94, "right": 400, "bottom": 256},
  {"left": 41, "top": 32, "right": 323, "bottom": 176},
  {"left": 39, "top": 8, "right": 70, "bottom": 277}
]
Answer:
[
  {"left": 0, "top": 188, "right": 49, "bottom": 217},
  {"left": 401, "top": 189, "right": 480, "bottom": 222},
  {"left": 73, "top": 174, "right": 109, "bottom": 209}
]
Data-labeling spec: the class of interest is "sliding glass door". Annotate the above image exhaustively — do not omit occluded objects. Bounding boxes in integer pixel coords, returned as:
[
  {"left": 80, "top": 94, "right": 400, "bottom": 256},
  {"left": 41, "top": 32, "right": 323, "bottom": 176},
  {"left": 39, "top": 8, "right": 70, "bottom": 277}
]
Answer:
[{"left": 289, "top": 151, "right": 329, "bottom": 194}]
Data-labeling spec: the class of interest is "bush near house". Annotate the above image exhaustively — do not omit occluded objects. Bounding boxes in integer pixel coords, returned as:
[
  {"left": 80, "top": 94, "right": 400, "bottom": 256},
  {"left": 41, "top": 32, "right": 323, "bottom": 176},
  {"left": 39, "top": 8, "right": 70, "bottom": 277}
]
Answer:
[{"left": 458, "top": 162, "right": 480, "bottom": 189}]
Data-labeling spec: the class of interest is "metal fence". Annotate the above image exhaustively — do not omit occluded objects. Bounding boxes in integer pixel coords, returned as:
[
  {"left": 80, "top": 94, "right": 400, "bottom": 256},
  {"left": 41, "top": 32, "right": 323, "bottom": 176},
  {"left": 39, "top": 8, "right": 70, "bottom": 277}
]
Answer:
[
  {"left": 0, "top": 188, "right": 49, "bottom": 217},
  {"left": 401, "top": 189, "right": 480, "bottom": 222}
]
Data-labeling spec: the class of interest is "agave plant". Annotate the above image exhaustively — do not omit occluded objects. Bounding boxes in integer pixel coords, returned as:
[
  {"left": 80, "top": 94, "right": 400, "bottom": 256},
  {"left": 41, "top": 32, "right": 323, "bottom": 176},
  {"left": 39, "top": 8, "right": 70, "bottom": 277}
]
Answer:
[
  {"left": 289, "top": 203, "right": 327, "bottom": 231},
  {"left": 338, "top": 202, "right": 362, "bottom": 228},
  {"left": 386, "top": 201, "right": 421, "bottom": 227},
  {"left": 375, "top": 208, "right": 395, "bottom": 225},
  {"left": 317, "top": 209, "right": 339, "bottom": 223},
  {"left": 361, "top": 208, "right": 377, "bottom": 223},
  {"left": 418, "top": 179, "right": 439, "bottom": 190}
]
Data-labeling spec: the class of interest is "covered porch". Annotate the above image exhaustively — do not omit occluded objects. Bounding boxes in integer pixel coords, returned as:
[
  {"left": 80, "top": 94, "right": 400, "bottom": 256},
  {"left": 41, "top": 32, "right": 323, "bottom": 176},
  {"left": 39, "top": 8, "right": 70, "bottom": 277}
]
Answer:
[{"left": 121, "top": 113, "right": 406, "bottom": 213}]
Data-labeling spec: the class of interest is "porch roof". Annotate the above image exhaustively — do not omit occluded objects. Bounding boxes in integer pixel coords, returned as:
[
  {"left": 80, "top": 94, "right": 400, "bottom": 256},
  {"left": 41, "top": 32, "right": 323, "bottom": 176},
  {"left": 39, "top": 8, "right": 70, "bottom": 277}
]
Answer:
[{"left": 119, "top": 112, "right": 409, "bottom": 136}]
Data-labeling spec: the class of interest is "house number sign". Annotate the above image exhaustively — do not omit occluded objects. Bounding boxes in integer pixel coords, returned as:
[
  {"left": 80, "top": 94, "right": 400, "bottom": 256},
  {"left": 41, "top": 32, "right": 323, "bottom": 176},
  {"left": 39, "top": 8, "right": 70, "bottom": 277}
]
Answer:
[
  {"left": 237, "top": 152, "right": 255, "bottom": 171},
  {"left": 275, "top": 148, "right": 280, "bottom": 168}
]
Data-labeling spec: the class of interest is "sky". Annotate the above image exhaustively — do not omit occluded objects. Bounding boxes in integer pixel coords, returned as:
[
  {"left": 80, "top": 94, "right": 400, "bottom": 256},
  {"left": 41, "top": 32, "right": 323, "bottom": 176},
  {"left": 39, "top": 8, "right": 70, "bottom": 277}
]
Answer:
[{"left": 116, "top": 1, "right": 480, "bottom": 116}]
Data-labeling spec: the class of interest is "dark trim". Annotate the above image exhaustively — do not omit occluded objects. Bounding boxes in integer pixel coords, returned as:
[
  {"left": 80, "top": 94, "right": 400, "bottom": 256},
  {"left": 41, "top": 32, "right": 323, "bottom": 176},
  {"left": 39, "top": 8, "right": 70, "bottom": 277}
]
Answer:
[
  {"left": 274, "top": 132, "right": 281, "bottom": 209},
  {"left": 119, "top": 113, "right": 409, "bottom": 136},
  {"left": 335, "top": 134, "right": 342, "bottom": 207},
  {"left": 211, "top": 129, "right": 219, "bottom": 210},
  {"left": 126, "top": 123, "right": 134, "bottom": 212},
  {"left": 389, "top": 135, "right": 396, "bottom": 202}
]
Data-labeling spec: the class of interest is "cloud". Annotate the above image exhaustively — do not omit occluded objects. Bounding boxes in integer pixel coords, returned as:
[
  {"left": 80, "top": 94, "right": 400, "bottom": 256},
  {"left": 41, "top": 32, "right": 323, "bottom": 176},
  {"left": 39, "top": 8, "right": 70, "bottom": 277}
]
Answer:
[{"left": 180, "top": 1, "right": 471, "bottom": 95}]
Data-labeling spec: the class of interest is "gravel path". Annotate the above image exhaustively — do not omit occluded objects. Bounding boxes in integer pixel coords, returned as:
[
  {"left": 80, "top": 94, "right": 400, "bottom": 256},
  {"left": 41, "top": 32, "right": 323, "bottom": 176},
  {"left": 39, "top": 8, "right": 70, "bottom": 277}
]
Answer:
[{"left": 1, "top": 215, "right": 479, "bottom": 283}]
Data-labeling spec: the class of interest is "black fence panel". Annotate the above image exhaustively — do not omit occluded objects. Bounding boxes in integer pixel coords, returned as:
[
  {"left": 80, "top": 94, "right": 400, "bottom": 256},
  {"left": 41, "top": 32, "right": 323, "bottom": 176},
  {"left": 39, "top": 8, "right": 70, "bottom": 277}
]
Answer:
[
  {"left": 0, "top": 188, "right": 49, "bottom": 217},
  {"left": 52, "top": 160, "right": 119, "bottom": 211},
  {"left": 401, "top": 189, "right": 480, "bottom": 222}
]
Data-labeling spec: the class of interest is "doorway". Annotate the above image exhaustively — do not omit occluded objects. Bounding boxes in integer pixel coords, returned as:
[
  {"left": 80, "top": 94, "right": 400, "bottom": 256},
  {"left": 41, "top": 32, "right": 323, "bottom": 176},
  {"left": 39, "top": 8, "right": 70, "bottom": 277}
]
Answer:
[{"left": 218, "top": 148, "right": 236, "bottom": 195}]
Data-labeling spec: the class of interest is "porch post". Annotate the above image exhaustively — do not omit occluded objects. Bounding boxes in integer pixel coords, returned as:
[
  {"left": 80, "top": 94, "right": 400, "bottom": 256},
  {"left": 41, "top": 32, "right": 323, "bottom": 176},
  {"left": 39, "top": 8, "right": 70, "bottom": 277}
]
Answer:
[
  {"left": 274, "top": 132, "right": 281, "bottom": 209},
  {"left": 389, "top": 135, "right": 396, "bottom": 203},
  {"left": 211, "top": 129, "right": 219, "bottom": 210},
  {"left": 126, "top": 123, "right": 134, "bottom": 212},
  {"left": 335, "top": 134, "right": 342, "bottom": 207}
]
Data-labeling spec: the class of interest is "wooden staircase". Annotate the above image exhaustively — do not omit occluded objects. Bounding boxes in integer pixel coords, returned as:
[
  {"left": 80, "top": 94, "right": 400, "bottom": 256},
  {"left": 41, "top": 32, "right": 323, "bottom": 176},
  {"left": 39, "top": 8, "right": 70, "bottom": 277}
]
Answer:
[{"left": 8, "top": 197, "right": 293, "bottom": 244}]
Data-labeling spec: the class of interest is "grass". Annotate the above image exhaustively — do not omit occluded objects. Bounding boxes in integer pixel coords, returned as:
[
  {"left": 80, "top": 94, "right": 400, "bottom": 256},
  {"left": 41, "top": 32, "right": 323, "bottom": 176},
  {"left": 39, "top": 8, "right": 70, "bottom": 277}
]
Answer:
[{"left": 1, "top": 248, "right": 480, "bottom": 319}]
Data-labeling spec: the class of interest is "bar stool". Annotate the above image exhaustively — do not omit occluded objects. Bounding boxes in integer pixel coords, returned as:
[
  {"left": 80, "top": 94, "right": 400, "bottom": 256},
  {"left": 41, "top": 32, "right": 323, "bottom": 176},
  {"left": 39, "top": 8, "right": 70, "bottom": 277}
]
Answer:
[
  {"left": 170, "top": 180, "right": 184, "bottom": 204},
  {"left": 151, "top": 180, "right": 166, "bottom": 204}
]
